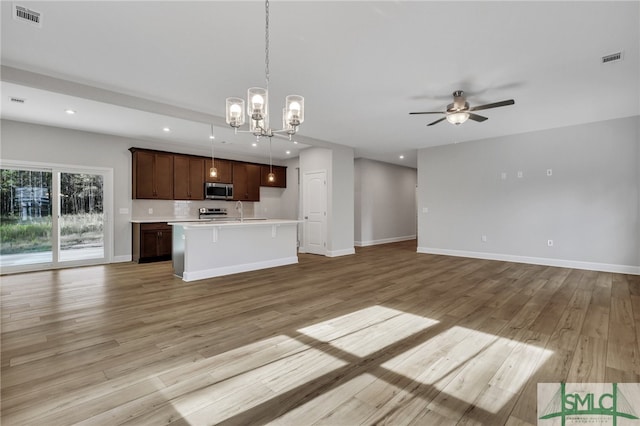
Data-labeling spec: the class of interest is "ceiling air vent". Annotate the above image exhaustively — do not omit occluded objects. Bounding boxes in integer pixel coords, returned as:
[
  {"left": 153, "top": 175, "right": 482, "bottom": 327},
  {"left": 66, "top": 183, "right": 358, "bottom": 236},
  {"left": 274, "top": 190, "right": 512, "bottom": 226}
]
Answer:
[
  {"left": 602, "top": 52, "right": 623, "bottom": 64},
  {"left": 13, "top": 4, "right": 42, "bottom": 28},
  {"left": 10, "top": 97, "right": 26, "bottom": 104}
]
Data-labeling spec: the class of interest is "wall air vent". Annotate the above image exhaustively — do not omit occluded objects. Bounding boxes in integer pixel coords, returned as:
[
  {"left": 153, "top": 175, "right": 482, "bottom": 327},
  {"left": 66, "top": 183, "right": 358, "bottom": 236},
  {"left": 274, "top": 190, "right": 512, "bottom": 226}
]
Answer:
[
  {"left": 13, "top": 4, "right": 42, "bottom": 28},
  {"left": 10, "top": 97, "right": 26, "bottom": 104},
  {"left": 602, "top": 52, "right": 623, "bottom": 64}
]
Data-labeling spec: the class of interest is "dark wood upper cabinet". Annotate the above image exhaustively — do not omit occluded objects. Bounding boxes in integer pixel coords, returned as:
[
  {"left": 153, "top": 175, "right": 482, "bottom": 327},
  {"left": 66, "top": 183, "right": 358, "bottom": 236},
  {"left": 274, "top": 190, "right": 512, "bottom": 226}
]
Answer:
[
  {"left": 174, "top": 155, "right": 205, "bottom": 200},
  {"left": 205, "top": 158, "right": 233, "bottom": 183},
  {"left": 260, "top": 165, "right": 287, "bottom": 188},
  {"left": 232, "top": 163, "right": 261, "bottom": 201},
  {"left": 131, "top": 148, "right": 286, "bottom": 201},
  {"left": 131, "top": 149, "right": 174, "bottom": 199}
]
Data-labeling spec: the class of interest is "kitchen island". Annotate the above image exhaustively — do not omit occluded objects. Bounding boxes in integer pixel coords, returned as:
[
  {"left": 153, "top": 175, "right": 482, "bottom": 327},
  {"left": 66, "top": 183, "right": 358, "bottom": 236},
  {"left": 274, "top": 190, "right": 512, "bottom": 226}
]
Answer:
[{"left": 169, "top": 219, "right": 301, "bottom": 282}]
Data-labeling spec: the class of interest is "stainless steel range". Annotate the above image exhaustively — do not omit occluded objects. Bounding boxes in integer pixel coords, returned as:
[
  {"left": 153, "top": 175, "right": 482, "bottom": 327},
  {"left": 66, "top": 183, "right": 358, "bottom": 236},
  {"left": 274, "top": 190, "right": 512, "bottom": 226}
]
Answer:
[{"left": 198, "top": 207, "right": 228, "bottom": 220}]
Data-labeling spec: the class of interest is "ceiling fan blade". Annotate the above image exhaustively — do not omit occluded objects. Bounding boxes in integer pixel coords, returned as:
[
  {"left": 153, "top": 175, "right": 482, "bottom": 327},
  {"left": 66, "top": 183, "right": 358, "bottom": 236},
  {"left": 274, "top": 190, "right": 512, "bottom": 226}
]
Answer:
[
  {"left": 409, "top": 111, "right": 445, "bottom": 115},
  {"left": 469, "top": 99, "right": 514, "bottom": 112},
  {"left": 467, "top": 113, "right": 488, "bottom": 122},
  {"left": 427, "top": 117, "right": 447, "bottom": 126}
]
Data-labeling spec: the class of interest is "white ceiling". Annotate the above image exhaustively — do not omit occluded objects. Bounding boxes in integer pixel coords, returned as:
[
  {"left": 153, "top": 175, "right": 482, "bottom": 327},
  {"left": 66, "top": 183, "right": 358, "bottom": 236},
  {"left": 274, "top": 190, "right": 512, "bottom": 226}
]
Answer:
[{"left": 2, "top": 1, "right": 639, "bottom": 168}]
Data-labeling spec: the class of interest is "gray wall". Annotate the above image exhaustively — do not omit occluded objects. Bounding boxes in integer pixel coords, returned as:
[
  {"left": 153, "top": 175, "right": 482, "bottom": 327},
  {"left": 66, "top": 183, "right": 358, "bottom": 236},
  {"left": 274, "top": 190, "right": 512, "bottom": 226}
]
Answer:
[
  {"left": 417, "top": 115, "right": 640, "bottom": 273},
  {"left": 1, "top": 119, "right": 133, "bottom": 260},
  {"left": 354, "top": 158, "right": 417, "bottom": 246},
  {"left": 330, "top": 146, "right": 355, "bottom": 256},
  {"left": 299, "top": 146, "right": 355, "bottom": 257}
]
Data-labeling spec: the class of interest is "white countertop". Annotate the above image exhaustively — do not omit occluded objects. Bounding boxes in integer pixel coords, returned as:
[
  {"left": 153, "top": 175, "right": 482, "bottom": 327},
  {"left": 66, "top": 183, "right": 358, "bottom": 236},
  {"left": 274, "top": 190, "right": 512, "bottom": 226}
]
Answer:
[
  {"left": 131, "top": 217, "right": 260, "bottom": 223},
  {"left": 168, "top": 219, "right": 302, "bottom": 228}
]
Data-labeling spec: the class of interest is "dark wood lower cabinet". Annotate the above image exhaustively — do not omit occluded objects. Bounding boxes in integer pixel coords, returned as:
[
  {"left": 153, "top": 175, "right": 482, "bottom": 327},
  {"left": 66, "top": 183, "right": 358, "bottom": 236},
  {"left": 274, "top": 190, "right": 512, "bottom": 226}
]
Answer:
[{"left": 132, "top": 222, "right": 172, "bottom": 263}]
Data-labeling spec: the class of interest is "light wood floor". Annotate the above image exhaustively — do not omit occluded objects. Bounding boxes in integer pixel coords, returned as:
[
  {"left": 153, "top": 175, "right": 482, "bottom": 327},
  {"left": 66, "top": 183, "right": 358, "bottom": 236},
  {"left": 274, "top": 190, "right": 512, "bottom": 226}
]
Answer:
[{"left": 2, "top": 240, "right": 639, "bottom": 425}]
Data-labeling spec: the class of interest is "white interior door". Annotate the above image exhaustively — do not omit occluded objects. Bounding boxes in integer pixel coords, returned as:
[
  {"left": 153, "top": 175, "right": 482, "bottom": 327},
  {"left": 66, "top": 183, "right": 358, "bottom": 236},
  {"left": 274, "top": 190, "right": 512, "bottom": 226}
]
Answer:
[{"left": 303, "top": 170, "right": 327, "bottom": 255}]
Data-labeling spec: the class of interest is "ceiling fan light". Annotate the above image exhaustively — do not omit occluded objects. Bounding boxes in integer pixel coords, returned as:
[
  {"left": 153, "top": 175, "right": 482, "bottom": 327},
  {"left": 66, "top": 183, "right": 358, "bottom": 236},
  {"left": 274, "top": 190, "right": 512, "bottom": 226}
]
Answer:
[{"left": 446, "top": 111, "right": 469, "bottom": 125}]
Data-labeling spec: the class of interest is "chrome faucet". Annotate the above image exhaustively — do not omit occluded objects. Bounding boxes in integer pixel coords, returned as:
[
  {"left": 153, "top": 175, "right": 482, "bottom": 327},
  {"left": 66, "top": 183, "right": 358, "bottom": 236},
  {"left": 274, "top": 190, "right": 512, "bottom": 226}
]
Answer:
[{"left": 235, "top": 200, "right": 243, "bottom": 222}]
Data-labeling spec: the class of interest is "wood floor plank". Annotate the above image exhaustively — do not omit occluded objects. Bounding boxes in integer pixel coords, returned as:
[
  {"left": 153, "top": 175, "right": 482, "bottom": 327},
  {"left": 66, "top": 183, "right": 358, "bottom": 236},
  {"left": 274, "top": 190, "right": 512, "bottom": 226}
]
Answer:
[
  {"left": 566, "top": 335, "right": 607, "bottom": 382},
  {"left": 2, "top": 240, "right": 638, "bottom": 426}
]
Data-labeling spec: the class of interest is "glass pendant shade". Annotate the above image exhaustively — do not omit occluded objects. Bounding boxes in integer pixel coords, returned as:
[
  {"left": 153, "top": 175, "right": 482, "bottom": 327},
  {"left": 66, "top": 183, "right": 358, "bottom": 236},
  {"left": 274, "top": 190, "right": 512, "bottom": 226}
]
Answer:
[
  {"left": 282, "top": 108, "right": 296, "bottom": 134},
  {"left": 446, "top": 111, "right": 469, "bottom": 125},
  {"left": 226, "top": 98, "right": 245, "bottom": 127},
  {"left": 267, "top": 172, "right": 275, "bottom": 183},
  {"left": 209, "top": 167, "right": 218, "bottom": 178},
  {"left": 285, "top": 95, "right": 304, "bottom": 126},
  {"left": 248, "top": 87, "right": 268, "bottom": 121},
  {"left": 250, "top": 118, "right": 268, "bottom": 136}
]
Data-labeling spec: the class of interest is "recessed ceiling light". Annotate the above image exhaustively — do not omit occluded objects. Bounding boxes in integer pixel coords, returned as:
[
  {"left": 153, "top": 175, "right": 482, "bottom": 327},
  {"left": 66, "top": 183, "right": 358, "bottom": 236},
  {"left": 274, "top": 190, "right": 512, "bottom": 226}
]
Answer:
[
  {"left": 399, "top": 155, "right": 404, "bottom": 159},
  {"left": 162, "top": 127, "right": 171, "bottom": 132},
  {"left": 252, "top": 142, "right": 257, "bottom": 147},
  {"left": 285, "top": 150, "right": 291, "bottom": 155},
  {"left": 65, "top": 109, "right": 76, "bottom": 115},
  {"left": 293, "top": 141, "right": 298, "bottom": 144},
  {"left": 209, "top": 135, "right": 215, "bottom": 140}
]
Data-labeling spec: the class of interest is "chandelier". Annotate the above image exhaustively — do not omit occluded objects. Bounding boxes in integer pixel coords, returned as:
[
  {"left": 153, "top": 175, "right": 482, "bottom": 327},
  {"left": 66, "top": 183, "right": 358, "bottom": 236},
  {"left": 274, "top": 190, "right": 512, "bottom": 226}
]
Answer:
[{"left": 225, "top": 0, "right": 304, "bottom": 140}]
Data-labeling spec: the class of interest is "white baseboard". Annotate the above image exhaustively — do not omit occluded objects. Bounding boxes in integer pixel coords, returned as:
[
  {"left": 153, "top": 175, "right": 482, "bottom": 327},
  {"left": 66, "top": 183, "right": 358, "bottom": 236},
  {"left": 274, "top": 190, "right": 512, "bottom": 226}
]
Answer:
[
  {"left": 417, "top": 247, "right": 640, "bottom": 275},
  {"left": 112, "top": 255, "right": 132, "bottom": 263},
  {"left": 326, "top": 248, "right": 356, "bottom": 257},
  {"left": 355, "top": 235, "right": 416, "bottom": 247},
  {"left": 182, "top": 256, "right": 298, "bottom": 282}
]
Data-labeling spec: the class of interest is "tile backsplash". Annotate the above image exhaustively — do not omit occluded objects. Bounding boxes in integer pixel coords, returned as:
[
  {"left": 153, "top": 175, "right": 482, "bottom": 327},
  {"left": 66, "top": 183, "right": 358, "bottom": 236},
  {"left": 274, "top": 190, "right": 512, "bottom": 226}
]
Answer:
[{"left": 132, "top": 199, "right": 255, "bottom": 220}]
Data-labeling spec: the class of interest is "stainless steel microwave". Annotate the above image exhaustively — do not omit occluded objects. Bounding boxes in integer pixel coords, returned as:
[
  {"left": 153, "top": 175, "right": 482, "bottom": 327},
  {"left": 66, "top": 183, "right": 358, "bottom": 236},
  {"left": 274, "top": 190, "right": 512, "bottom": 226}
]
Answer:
[{"left": 205, "top": 182, "right": 233, "bottom": 200}]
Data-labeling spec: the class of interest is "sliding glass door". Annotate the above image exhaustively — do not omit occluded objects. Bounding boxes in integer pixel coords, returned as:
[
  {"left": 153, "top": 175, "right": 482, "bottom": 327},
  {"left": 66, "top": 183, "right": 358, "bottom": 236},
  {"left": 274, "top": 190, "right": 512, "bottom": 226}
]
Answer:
[
  {"left": 58, "top": 172, "right": 105, "bottom": 262},
  {"left": 1, "top": 164, "right": 110, "bottom": 272},
  {"left": 0, "top": 168, "right": 53, "bottom": 266}
]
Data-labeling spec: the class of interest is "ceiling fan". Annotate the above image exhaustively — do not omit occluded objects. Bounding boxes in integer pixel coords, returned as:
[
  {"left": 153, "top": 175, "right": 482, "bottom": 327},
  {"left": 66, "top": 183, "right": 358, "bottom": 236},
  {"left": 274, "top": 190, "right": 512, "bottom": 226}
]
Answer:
[{"left": 410, "top": 90, "right": 515, "bottom": 126}]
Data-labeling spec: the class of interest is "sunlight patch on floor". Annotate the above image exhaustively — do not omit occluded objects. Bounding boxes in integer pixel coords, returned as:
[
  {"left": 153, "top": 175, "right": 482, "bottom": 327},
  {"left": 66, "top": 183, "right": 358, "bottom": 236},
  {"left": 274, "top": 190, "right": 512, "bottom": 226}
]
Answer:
[
  {"left": 382, "top": 326, "right": 553, "bottom": 415},
  {"left": 297, "top": 305, "right": 439, "bottom": 357},
  {"left": 166, "top": 339, "right": 347, "bottom": 424},
  {"left": 269, "top": 373, "right": 380, "bottom": 425}
]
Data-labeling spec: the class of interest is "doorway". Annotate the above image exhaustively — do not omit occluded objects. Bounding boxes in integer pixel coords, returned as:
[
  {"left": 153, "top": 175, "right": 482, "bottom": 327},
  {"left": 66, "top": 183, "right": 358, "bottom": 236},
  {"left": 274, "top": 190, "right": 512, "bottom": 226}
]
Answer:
[
  {"left": 302, "top": 170, "right": 327, "bottom": 255},
  {"left": 0, "top": 163, "right": 111, "bottom": 272}
]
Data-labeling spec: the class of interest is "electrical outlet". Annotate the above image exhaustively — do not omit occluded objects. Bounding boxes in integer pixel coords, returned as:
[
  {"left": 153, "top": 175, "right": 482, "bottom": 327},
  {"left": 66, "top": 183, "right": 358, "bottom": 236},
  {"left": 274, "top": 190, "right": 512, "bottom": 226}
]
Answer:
[
  {"left": 547, "top": 239, "right": 554, "bottom": 247},
  {"left": 547, "top": 169, "right": 553, "bottom": 176},
  {"left": 501, "top": 172, "right": 507, "bottom": 180},
  {"left": 517, "top": 171, "right": 523, "bottom": 178},
  {"left": 148, "top": 208, "right": 153, "bottom": 215},
  {"left": 422, "top": 207, "right": 429, "bottom": 213},
  {"left": 481, "top": 235, "right": 487, "bottom": 242}
]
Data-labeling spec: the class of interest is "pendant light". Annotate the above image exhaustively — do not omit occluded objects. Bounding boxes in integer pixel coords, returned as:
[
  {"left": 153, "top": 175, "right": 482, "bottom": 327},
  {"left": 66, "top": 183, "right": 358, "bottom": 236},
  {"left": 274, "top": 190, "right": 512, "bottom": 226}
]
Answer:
[
  {"left": 209, "top": 124, "right": 218, "bottom": 178},
  {"left": 267, "top": 138, "right": 275, "bottom": 183},
  {"left": 225, "top": 0, "right": 304, "bottom": 140}
]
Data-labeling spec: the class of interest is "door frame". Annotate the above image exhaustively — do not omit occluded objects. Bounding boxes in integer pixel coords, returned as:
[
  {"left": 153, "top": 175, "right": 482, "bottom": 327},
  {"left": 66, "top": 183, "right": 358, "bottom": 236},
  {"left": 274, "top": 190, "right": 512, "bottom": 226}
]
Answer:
[
  {"left": 0, "top": 159, "right": 113, "bottom": 274},
  {"left": 301, "top": 169, "right": 327, "bottom": 256}
]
